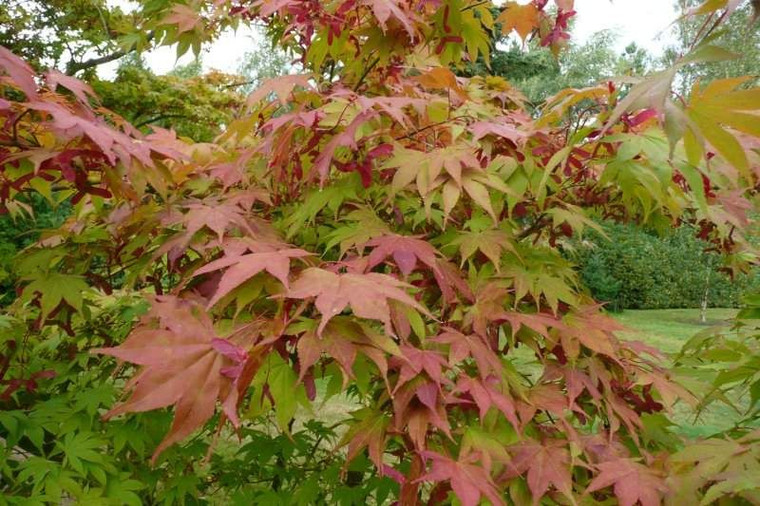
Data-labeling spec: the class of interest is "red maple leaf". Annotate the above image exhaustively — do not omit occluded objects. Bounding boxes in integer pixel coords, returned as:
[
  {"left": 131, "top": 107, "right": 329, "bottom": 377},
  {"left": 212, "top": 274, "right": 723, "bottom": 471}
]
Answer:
[
  {"left": 507, "top": 439, "right": 575, "bottom": 503},
  {"left": 585, "top": 458, "right": 667, "bottom": 506},
  {"left": 46, "top": 69, "right": 97, "bottom": 105},
  {"left": 295, "top": 316, "right": 400, "bottom": 387},
  {"left": 181, "top": 200, "right": 257, "bottom": 242},
  {"left": 364, "top": 234, "right": 468, "bottom": 303},
  {"left": 364, "top": 0, "right": 416, "bottom": 36},
  {"left": 246, "top": 74, "right": 313, "bottom": 106},
  {"left": 451, "top": 375, "right": 520, "bottom": 429},
  {"left": 339, "top": 407, "right": 390, "bottom": 471},
  {"left": 194, "top": 247, "right": 311, "bottom": 307},
  {"left": 417, "top": 451, "right": 505, "bottom": 506},
  {"left": 92, "top": 296, "right": 248, "bottom": 463},
  {"left": 286, "top": 267, "right": 429, "bottom": 334},
  {"left": 162, "top": 4, "right": 202, "bottom": 33},
  {"left": 0, "top": 46, "right": 37, "bottom": 98},
  {"left": 430, "top": 328, "right": 502, "bottom": 378}
]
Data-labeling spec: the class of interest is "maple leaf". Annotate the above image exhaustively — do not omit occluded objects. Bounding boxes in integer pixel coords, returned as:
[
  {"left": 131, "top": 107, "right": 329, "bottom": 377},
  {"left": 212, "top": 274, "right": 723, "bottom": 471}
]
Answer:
[
  {"left": 558, "top": 366, "right": 602, "bottom": 408},
  {"left": 314, "top": 111, "right": 375, "bottom": 183},
  {"left": 499, "top": 310, "right": 562, "bottom": 340},
  {"left": 431, "top": 328, "right": 502, "bottom": 378},
  {"left": 604, "top": 69, "right": 678, "bottom": 132},
  {"left": 449, "top": 227, "right": 518, "bottom": 271},
  {"left": 162, "top": 4, "right": 202, "bottom": 34},
  {"left": 357, "top": 96, "right": 424, "bottom": 128},
  {"left": 414, "top": 67, "right": 467, "bottom": 99},
  {"left": 393, "top": 345, "right": 450, "bottom": 390},
  {"left": 508, "top": 439, "right": 575, "bottom": 503},
  {"left": 685, "top": 77, "right": 760, "bottom": 175},
  {"left": 0, "top": 46, "right": 37, "bottom": 98},
  {"left": 387, "top": 370, "right": 452, "bottom": 448},
  {"left": 518, "top": 384, "right": 571, "bottom": 425},
  {"left": 364, "top": 234, "right": 468, "bottom": 303},
  {"left": 363, "top": 0, "right": 415, "bottom": 36},
  {"left": 92, "top": 296, "right": 247, "bottom": 463},
  {"left": 451, "top": 375, "right": 520, "bottom": 429},
  {"left": 669, "top": 438, "right": 760, "bottom": 505},
  {"left": 388, "top": 144, "right": 511, "bottom": 221},
  {"left": 286, "top": 267, "right": 430, "bottom": 334},
  {"left": 388, "top": 350, "right": 455, "bottom": 447},
  {"left": 45, "top": 70, "right": 97, "bottom": 106},
  {"left": 296, "top": 316, "right": 401, "bottom": 386},
  {"left": 560, "top": 306, "right": 621, "bottom": 360},
  {"left": 635, "top": 371, "right": 698, "bottom": 411},
  {"left": 417, "top": 451, "right": 505, "bottom": 506},
  {"left": 339, "top": 407, "right": 390, "bottom": 471},
  {"left": 246, "top": 74, "right": 313, "bottom": 106},
  {"left": 498, "top": 2, "right": 541, "bottom": 40},
  {"left": 194, "top": 247, "right": 311, "bottom": 307},
  {"left": 171, "top": 200, "right": 257, "bottom": 244},
  {"left": 585, "top": 458, "right": 667, "bottom": 506},
  {"left": 366, "top": 234, "right": 440, "bottom": 276},
  {"left": 469, "top": 119, "right": 527, "bottom": 144},
  {"left": 324, "top": 208, "right": 390, "bottom": 256},
  {"left": 500, "top": 252, "right": 579, "bottom": 314},
  {"left": 389, "top": 144, "right": 479, "bottom": 197},
  {"left": 21, "top": 272, "right": 90, "bottom": 321}
]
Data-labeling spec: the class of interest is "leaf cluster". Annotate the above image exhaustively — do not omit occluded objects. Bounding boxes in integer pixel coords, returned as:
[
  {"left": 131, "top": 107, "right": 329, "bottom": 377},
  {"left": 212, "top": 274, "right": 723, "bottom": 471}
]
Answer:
[{"left": 1, "top": 1, "right": 759, "bottom": 504}]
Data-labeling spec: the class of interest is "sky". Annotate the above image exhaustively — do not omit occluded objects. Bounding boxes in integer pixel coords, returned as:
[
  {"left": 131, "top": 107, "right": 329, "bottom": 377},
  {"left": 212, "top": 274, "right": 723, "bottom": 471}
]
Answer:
[{"left": 102, "top": 0, "right": 680, "bottom": 78}]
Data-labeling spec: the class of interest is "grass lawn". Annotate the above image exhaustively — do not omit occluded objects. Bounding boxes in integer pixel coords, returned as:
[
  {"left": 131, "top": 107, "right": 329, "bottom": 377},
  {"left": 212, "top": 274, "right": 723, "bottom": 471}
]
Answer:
[
  {"left": 612, "top": 308, "right": 738, "bottom": 354},
  {"left": 612, "top": 308, "right": 743, "bottom": 438}
]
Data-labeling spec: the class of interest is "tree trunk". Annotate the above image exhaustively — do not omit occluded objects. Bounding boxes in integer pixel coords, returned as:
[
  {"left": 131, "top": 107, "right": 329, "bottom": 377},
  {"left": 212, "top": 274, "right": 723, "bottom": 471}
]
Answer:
[{"left": 701, "top": 269, "right": 711, "bottom": 324}]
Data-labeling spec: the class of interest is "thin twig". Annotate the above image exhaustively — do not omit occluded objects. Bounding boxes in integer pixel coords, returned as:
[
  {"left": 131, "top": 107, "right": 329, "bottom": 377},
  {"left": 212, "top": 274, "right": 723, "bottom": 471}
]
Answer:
[{"left": 353, "top": 56, "right": 380, "bottom": 91}]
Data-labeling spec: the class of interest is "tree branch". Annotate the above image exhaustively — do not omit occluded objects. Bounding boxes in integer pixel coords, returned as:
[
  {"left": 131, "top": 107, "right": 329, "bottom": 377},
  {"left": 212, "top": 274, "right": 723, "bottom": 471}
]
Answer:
[
  {"left": 134, "top": 113, "right": 189, "bottom": 128},
  {"left": 65, "top": 32, "right": 155, "bottom": 76}
]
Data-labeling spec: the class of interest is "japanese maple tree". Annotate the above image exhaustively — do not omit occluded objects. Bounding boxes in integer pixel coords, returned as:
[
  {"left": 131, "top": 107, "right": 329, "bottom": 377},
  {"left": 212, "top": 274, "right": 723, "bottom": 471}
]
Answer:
[{"left": 1, "top": 0, "right": 760, "bottom": 504}]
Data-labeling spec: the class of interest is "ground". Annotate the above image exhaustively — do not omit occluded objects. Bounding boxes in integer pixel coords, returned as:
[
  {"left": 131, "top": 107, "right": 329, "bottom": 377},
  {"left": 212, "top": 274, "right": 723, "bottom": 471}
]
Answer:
[
  {"left": 614, "top": 308, "right": 741, "bottom": 438},
  {"left": 614, "top": 308, "right": 737, "bottom": 354}
]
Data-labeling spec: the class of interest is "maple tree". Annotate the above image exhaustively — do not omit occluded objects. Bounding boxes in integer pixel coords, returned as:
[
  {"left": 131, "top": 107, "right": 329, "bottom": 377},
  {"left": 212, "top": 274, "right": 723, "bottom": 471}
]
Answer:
[{"left": 2, "top": 0, "right": 760, "bottom": 504}]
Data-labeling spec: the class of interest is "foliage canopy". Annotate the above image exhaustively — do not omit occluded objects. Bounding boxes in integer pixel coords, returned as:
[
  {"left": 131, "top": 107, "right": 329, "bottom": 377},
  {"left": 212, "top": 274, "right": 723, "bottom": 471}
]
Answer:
[{"left": 1, "top": 0, "right": 760, "bottom": 504}]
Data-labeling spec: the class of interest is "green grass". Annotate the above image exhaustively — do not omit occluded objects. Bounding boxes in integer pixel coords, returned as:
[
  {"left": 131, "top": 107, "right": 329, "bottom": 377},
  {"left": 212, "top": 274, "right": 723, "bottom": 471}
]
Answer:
[
  {"left": 612, "top": 308, "right": 742, "bottom": 438},
  {"left": 612, "top": 308, "right": 738, "bottom": 355}
]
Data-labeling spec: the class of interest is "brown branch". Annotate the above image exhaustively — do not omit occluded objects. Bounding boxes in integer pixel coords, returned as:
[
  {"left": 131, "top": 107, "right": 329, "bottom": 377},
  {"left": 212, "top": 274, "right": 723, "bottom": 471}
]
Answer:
[
  {"left": 134, "top": 113, "right": 189, "bottom": 128},
  {"left": 393, "top": 120, "right": 450, "bottom": 141},
  {"left": 221, "top": 79, "right": 257, "bottom": 89},
  {"left": 65, "top": 31, "right": 155, "bottom": 75},
  {"left": 518, "top": 213, "right": 548, "bottom": 240}
]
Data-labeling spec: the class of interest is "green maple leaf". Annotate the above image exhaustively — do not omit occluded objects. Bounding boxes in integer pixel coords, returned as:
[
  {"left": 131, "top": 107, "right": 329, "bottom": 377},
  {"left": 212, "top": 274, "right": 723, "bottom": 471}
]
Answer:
[
  {"left": 55, "top": 432, "right": 104, "bottom": 476},
  {"left": 21, "top": 272, "right": 90, "bottom": 321},
  {"left": 686, "top": 77, "right": 760, "bottom": 176}
]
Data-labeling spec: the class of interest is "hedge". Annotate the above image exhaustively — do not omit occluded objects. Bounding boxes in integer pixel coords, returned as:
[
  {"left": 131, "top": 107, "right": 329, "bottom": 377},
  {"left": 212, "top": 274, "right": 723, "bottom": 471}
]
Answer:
[{"left": 572, "top": 222, "right": 760, "bottom": 311}]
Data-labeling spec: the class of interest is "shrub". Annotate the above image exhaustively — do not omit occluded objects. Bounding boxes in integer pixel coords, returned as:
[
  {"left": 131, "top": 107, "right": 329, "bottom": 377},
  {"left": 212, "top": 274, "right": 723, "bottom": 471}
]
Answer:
[{"left": 575, "top": 222, "right": 760, "bottom": 310}]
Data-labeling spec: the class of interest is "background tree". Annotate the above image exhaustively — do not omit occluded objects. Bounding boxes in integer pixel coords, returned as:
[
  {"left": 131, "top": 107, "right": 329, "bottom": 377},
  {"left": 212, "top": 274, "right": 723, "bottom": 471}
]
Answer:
[
  {"left": 462, "top": 12, "right": 653, "bottom": 106},
  {"left": 513, "top": 32, "right": 652, "bottom": 105},
  {"left": 236, "top": 34, "right": 293, "bottom": 94},
  {"left": 0, "top": 0, "right": 151, "bottom": 77},
  {"left": 666, "top": 0, "right": 760, "bottom": 94},
  {"left": 92, "top": 56, "right": 246, "bottom": 142}
]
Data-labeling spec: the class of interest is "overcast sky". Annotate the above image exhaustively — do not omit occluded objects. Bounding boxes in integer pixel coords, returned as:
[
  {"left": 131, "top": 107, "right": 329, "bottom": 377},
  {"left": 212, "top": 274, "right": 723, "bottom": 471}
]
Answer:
[{"left": 102, "top": 0, "right": 680, "bottom": 78}]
